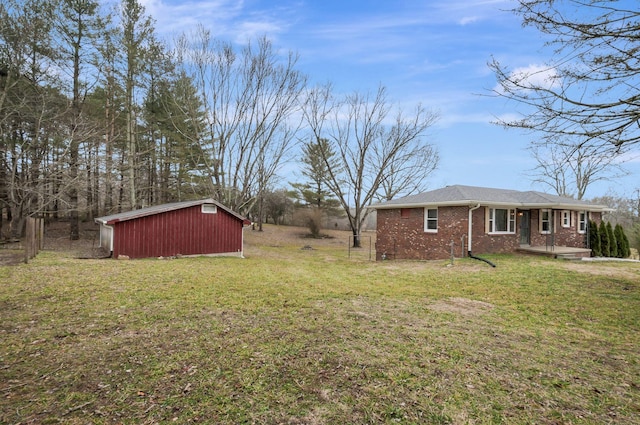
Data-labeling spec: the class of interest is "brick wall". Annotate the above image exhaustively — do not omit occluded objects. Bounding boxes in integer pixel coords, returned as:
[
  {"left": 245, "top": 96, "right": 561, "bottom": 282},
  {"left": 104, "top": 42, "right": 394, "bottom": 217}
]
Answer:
[
  {"left": 471, "top": 207, "right": 519, "bottom": 255},
  {"left": 376, "top": 206, "right": 469, "bottom": 260},
  {"left": 529, "top": 209, "right": 601, "bottom": 248},
  {"left": 376, "top": 206, "right": 602, "bottom": 261}
]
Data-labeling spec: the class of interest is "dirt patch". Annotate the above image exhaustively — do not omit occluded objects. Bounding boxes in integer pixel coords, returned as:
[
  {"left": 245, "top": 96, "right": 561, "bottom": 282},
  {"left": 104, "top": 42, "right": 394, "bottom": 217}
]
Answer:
[
  {"left": 0, "top": 248, "right": 24, "bottom": 266},
  {"left": 427, "top": 297, "right": 495, "bottom": 316},
  {"left": 561, "top": 262, "right": 640, "bottom": 281}
]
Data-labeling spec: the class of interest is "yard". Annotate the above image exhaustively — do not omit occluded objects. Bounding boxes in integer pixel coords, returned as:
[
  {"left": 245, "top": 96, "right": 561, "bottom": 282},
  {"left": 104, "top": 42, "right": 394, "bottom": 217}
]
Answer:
[{"left": 1, "top": 224, "right": 639, "bottom": 424}]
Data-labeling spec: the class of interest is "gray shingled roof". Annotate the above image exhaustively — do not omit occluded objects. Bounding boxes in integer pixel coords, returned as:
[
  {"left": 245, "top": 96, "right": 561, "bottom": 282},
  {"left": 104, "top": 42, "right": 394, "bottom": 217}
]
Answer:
[
  {"left": 371, "top": 185, "right": 611, "bottom": 211},
  {"left": 95, "top": 199, "right": 248, "bottom": 225}
]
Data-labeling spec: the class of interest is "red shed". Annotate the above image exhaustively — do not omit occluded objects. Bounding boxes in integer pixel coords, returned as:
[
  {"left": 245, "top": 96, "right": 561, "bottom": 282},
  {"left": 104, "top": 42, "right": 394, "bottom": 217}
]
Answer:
[{"left": 95, "top": 199, "right": 251, "bottom": 259}]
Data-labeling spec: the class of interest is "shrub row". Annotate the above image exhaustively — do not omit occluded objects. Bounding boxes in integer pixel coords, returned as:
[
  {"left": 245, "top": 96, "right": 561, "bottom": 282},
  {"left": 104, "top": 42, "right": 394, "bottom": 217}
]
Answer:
[{"left": 589, "top": 220, "right": 631, "bottom": 258}]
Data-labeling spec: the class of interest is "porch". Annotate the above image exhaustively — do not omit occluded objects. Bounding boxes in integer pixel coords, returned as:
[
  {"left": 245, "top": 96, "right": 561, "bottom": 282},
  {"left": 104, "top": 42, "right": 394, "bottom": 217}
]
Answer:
[{"left": 516, "top": 245, "right": 592, "bottom": 260}]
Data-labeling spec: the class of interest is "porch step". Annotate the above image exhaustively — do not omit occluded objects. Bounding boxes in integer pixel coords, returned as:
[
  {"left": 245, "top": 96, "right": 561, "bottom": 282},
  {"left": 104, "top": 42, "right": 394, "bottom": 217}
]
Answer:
[
  {"left": 517, "top": 246, "right": 592, "bottom": 260},
  {"left": 555, "top": 253, "right": 581, "bottom": 260}
]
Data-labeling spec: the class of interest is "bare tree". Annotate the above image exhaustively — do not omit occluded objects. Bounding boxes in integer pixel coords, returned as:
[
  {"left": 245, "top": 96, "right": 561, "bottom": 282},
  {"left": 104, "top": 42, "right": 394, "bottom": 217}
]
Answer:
[
  {"left": 302, "top": 84, "right": 439, "bottom": 247},
  {"left": 262, "top": 188, "right": 294, "bottom": 225},
  {"left": 528, "top": 139, "right": 629, "bottom": 199},
  {"left": 490, "top": 1, "right": 640, "bottom": 152},
  {"left": 253, "top": 122, "right": 300, "bottom": 230},
  {"left": 176, "top": 30, "right": 306, "bottom": 215},
  {"left": 0, "top": 0, "right": 68, "bottom": 238},
  {"left": 377, "top": 123, "right": 439, "bottom": 201}
]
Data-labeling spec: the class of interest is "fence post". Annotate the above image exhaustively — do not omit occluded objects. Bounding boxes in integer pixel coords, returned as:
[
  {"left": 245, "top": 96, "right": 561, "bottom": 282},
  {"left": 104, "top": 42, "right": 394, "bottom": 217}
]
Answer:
[
  {"left": 348, "top": 234, "right": 373, "bottom": 260},
  {"left": 24, "top": 218, "right": 33, "bottom": 263},
  {"left": 38, "top": 218, "right": 44, "bottom": 251},
  {"left": 23, "top": 217, "right": 43, "bottom": 263}
]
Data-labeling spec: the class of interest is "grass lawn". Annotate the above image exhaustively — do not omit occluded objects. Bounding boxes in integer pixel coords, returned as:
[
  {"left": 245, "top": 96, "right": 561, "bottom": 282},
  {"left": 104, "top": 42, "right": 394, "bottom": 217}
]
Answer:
[{"left": 1, "top": 224, "right": 639, "bottom": 424}]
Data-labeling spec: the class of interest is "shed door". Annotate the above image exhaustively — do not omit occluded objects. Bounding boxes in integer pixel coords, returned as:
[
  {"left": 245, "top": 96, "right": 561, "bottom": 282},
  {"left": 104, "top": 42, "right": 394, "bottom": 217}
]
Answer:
[{"left": 519, "top": 210, "right": 530, "bottom": 245}]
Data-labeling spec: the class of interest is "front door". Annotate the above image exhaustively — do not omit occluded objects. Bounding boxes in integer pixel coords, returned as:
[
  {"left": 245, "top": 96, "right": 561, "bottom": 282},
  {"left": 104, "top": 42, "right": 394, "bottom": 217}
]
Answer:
[{"left": 519, "top": 210, "right": 530, "bottom": 245}]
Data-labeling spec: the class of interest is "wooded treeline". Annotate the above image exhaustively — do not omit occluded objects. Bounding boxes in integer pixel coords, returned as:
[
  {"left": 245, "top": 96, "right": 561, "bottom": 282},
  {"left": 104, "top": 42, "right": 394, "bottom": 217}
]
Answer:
[
  {"left": 1, "top": 0, "right": 216, "bottom": 239},
  {"left": 1, "top": 0, "right": 440, "bottom": 243}
]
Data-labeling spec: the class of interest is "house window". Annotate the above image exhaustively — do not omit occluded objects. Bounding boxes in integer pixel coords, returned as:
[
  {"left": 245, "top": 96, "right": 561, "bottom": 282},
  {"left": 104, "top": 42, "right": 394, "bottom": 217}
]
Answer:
[
  {"left": 202, "top": 204, "right": 217, "bottom": 214},
  {"left": 424, "top": 208, "right": 438, "bottom": 232},
  {"left": 401, "top": 208, "right": 411, "bottom": 218},
  {"left": 540, "top": 209, "right": 551, "bottom": 234},
  {"left": 488, "top": 208, "right": 516, "bottom": 233},
  {"left": 578, "top": 211, "right": 587, "bottom": 233},
  {"left": 561, "top": 210, "right": 571, "bottom": 228}
]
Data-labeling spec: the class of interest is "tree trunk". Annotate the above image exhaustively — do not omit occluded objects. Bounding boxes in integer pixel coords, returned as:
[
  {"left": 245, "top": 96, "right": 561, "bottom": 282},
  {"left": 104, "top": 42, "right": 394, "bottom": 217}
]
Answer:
[
  {"left": 104, "top": 85, "right": 114, "bottom": 214},
  {"left": 69, "top": 140, "right": 79, "bottom": 240},
  {"left": 127, "top": 109, "right": 136, "bottom": 210},
  {"left": 352, "top": 229, "right": 361, "bottom": 248}
]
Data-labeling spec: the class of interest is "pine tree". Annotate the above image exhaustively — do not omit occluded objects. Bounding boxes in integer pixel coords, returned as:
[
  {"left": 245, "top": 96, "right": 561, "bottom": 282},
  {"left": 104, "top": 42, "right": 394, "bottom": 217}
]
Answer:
[
  {"left": 625, "top": 231, "right": 631, "bottom": 258},
  {"left": 120, "top": 0, "right": 156, "bottom": 210},
  {"left": 633, "top": 224, "right": 640, "bottom": 258},
  {"left": 614, "top": 224, "right": 626, "bottom": 258},
  {"left": 599, "top": 220, "right": 610, "bottom": 257},
  {"left": 290, "top": 137, "right": 344, "bottom": 236},
  {"left": 606, "top": 222, "right": 617, "bottom": 258},
  {"left": 589, "top": 220, "right": 601, "bottom": 257},
  {"left": 56, "top": 0, "right": 105, "bottom": 237}
]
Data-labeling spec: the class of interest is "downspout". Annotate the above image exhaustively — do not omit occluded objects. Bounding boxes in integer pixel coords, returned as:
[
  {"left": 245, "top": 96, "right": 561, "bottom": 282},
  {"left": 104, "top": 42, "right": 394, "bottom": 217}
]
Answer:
[{"left": 467, "top": 203, "right": 496, "bottom": 267}]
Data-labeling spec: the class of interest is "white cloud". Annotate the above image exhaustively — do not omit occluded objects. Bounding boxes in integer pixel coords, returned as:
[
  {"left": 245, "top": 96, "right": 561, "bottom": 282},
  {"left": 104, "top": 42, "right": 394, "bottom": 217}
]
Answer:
[
  {"left": 431, "top": 0, "right": 512, "bottom": 24},
  {"left": 497, "top": 64, "right": 561, "bottom": 93},
  {"left": 459, "top": 16, "right": 480, "bottom": 25},
  {"left": 233, "top": 21, "right": 284, "bottom": 44},
  {"left": 493, "top": 112, "right": 522, "bottom": 124},
  {"left": 437, "top": 112, "right": 496, "bottom": 128},
  {"left": 133, "top": 0, "right": 291, "bottom": 44}
]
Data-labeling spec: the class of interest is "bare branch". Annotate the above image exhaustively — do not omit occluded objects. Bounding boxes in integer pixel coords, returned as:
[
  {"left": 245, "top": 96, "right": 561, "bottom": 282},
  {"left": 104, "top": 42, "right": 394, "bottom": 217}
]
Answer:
[{"left": 490, "top": 1, "right": 640, "bottom": 151}]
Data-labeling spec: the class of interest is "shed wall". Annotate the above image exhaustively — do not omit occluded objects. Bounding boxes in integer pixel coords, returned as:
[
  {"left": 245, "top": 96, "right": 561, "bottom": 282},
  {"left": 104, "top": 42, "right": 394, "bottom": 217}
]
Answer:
[{"left": 111, "top": 204, "right": 243, "bottom": 259}]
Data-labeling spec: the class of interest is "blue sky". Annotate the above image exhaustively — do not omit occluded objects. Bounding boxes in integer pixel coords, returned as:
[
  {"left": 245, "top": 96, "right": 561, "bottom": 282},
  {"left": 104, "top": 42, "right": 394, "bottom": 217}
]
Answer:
[{"left": 140, "top": 0, "right": 639, "bottom": 200}]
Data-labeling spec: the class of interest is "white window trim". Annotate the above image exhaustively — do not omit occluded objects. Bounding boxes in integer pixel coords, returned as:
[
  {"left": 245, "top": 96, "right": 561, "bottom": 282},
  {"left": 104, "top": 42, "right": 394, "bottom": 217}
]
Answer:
[
  {"left": 578, "top": 211, "right": 587, "bottom": 234},
  {"left": 540, "top": 209, "right": 551, "bottom": 234},
  {"left": 487, "top": 207, "right": 516, "bottom": 234},
  {"left": 424, "top": 207, "right": 438, "bottom": 233},
  {"left": 561, "top": 210, "right": 571, "bottom": 228},
  {"left": 202, "top": 204, "right": 218, "bottom": 214}
]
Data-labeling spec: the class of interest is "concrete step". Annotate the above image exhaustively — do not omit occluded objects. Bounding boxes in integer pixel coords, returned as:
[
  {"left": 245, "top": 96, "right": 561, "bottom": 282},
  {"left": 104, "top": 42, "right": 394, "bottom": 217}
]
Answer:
[{"left": 556, "top": 253, "right": 581, "bottom": 260}]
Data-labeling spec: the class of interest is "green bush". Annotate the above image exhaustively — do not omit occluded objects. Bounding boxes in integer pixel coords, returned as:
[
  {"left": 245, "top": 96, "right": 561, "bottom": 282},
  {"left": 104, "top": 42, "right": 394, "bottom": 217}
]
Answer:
[
  {"left": 589, "top": 220, "right": 601, "bottom": 257},
  {"left": 621, "top": 225, "right": 631, "bottom": 258},
  {"left": 614, "top": 224, "right": 627, "bottom": 258},
  {"left": 633, "top": 223, "right": 640, "bottom": 256},
  {"left": 607, "top": 222, "right": 617, "bottom": 258},
  {"left": 599, "top": 221, "right": 610, "bottom": 257}
]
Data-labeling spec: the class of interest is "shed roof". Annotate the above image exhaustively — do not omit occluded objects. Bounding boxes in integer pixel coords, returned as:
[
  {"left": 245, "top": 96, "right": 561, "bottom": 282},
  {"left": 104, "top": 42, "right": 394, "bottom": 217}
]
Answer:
[
  {"left": 95, "top": 199, "right": 250, "bottom": 225},
  {"left": 371, "top": 185, "right": 611, "bottom": 212}
]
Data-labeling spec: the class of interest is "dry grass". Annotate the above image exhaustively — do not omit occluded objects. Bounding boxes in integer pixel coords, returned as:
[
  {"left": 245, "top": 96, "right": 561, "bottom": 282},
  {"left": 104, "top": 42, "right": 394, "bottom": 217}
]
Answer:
[{"left": 1, "top": 224, "right": 639, "bottom": 424}]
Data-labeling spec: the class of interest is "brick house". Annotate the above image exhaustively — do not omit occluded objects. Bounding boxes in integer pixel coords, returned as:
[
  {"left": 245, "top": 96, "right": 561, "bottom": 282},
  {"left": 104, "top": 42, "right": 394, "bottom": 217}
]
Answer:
[{"left": 371, "top": 185, "right": 611, "bottom": 261}]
